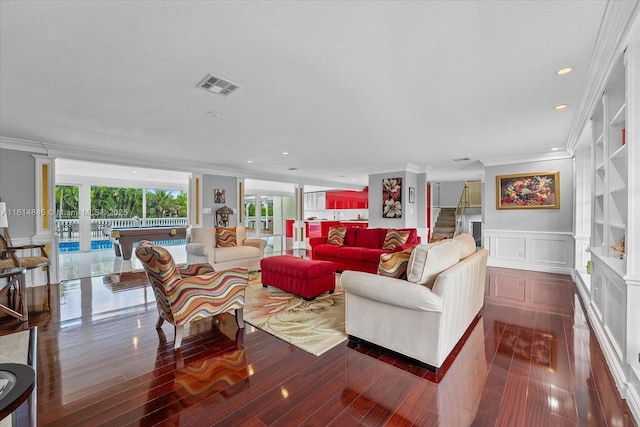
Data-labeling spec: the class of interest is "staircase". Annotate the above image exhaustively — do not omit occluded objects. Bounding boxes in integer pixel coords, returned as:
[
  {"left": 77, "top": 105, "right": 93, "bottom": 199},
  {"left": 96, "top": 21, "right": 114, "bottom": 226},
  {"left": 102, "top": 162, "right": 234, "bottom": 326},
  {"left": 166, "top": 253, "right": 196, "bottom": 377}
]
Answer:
[{"left": 431, "top": 207, "right": 456, "bottom": 241}]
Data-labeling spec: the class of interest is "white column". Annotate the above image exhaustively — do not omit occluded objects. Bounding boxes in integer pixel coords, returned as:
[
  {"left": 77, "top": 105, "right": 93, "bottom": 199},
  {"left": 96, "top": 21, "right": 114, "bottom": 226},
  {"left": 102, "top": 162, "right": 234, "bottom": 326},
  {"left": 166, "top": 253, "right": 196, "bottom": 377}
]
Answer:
[
  {"left": 79, "top": 183, "right": 91, "bottom": 252},
  {"left": 189, "top": 174, "right": 203, "bottom": 228},
  {"left": 293, "top": 185, "right": 305, "bottom": 250},
  {"left": 32, "top": 154, "right": 59, "bottom": 284}
]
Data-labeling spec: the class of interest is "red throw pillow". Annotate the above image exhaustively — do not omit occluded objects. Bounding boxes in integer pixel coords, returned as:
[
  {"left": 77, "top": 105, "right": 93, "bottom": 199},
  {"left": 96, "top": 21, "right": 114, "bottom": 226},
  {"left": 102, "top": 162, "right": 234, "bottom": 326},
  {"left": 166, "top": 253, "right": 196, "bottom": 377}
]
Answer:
[
  {"left": 344, "top": 228, "right": 358, "bottom": 246},
  {"left": 355, "top": 228, "right": 385, "bottom": 249}
]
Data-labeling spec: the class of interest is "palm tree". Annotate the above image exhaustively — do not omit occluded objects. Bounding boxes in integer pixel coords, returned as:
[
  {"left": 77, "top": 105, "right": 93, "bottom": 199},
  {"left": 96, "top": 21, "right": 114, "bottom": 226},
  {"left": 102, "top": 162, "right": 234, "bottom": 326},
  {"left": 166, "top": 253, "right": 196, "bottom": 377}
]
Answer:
[
  {"left": 146, "top": 190, "right": 175, "bottom": 218},
  {"left": 175, "top": 192, "right": 188, "bottom": 217},
  {"left": 91, "top": 186, "right": 116, "bottom": 218},
  {"left": 112, "top": 187, "right": 142, "bottom": 218},
  {"left": 56, "top": 185, "right": 79, "bottom": 218}
]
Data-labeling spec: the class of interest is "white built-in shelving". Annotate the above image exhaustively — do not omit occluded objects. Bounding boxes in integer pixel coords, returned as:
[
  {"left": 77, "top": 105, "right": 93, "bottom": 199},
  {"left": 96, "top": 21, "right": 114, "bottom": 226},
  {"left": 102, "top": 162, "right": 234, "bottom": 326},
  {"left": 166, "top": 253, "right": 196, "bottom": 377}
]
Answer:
[
  {"left": 587, "top": 36, "right": 640, "bottom": 420},
  {"left": 590, "top": 57, "right": 627, "bottom": 274}
]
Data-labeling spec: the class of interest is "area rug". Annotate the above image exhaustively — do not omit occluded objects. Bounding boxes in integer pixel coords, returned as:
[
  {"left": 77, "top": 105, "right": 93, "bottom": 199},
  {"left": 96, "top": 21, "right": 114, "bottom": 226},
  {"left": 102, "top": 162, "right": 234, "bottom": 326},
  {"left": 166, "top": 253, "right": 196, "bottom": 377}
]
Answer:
[{"left": 243, "top": 272, "right": 347, "bottom": 356}]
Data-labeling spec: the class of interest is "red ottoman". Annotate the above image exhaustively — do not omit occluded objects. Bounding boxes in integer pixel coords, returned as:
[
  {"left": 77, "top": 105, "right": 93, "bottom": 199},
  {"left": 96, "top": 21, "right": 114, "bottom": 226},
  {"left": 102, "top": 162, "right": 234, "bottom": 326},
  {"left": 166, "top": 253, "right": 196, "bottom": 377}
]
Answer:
[{"left": 260, "top": 255, "right": 336, "bottom": 300}]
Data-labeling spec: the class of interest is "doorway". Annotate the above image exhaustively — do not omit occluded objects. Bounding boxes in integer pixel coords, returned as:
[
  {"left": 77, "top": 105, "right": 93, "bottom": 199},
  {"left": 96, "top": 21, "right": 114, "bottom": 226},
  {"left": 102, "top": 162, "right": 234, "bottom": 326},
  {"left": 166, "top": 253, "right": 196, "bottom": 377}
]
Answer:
[{"left": 243, "top": 194, "right": 294, "bottom": 255}]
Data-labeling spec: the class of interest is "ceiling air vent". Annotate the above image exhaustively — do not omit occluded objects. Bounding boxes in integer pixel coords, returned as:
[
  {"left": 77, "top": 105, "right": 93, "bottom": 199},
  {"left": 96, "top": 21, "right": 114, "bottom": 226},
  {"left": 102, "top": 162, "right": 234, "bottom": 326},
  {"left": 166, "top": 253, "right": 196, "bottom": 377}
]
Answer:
[{"left": 196, "top": 73, "right": 241, "bottom": 96}]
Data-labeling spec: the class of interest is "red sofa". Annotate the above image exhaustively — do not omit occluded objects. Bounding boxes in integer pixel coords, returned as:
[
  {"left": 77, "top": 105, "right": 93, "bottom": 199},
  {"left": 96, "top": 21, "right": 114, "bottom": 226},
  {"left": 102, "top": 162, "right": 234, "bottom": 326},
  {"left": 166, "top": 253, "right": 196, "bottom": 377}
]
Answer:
[{"left": 309, "top": 227, "right": 421, "bottom": 274}]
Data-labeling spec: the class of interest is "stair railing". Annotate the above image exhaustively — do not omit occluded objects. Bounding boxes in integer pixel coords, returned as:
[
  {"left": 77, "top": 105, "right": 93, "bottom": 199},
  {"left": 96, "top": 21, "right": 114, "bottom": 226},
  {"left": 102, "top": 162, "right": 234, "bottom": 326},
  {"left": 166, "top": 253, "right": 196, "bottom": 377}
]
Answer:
[
  {"left": 454, "top": 183, "right": 469, "bottom": 236},
  {"left": 454, "top": 181, "right": 482, "bottom": 236}
]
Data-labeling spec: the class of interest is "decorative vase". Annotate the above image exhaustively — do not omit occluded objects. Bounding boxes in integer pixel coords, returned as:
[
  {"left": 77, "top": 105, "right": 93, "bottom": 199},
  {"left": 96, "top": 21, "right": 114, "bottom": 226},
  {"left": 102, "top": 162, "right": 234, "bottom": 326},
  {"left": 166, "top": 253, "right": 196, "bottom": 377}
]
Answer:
[{"left": 612, "top": 235, "right": 625, "bottom": 259}]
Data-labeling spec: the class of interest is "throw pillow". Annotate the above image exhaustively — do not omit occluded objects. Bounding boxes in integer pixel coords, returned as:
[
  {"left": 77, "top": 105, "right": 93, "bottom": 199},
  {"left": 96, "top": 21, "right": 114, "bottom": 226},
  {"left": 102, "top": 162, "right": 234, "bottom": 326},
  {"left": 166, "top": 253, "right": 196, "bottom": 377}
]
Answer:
[
  {"left": 406, "top": 240, "right": 460, "bottom": 288},
  {"left": 189, "top": 228, "right": 216, "bottom": 247},
  {"left": 344, "top": 228, "right": 358, "bottom": 246},
  {"left": 382, "top": 229, "right": 411, "bottom": 250},
  {"left": 327, "top": 227, "right": 347, "bottom": 245},
  {"left": 215, "top": 227, "right": 237, "bottom": 247},
  {"left": 377, "top": 247, "right": 414, "bottom": 279},
  {"left": 453, "top": 233, "right": 476, "bottom": 259},
  {"left": 355, "top": 228, "right": 385, "bottom": 249}
]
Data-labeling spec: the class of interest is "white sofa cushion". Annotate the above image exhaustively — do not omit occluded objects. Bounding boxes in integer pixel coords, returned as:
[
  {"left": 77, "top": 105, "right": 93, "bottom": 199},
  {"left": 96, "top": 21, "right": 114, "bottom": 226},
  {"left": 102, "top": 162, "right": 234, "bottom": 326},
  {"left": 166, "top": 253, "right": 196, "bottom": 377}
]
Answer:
[
  {"left": 454, "top": 233, "right": 476, "bottom": 259},
  {"left": 215, "top": 246, "right": 260, "bottom": 262},
  {"left": 406, "top": 240, "right": 460, "bottom": 288},
  {"left": 235, "top": 226, "right": 247, "bottom": 245},
  {"left": 190, "top": 227, "right": 215, "bottom": 247}
]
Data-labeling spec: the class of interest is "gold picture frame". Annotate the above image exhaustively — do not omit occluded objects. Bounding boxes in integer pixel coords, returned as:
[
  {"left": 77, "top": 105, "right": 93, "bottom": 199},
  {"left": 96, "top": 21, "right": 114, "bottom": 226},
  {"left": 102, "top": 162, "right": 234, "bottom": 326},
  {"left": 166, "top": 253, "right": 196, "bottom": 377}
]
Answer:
[{"left": 496, "top": 171, "right": 559, "bottom": 209}]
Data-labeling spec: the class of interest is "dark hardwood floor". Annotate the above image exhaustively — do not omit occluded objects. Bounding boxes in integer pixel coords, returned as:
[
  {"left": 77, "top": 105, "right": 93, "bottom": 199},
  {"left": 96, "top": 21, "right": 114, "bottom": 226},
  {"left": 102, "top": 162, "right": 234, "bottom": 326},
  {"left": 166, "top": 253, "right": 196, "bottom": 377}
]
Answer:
[{"left": 0, "top": 267, "right": 637, "bottom": 426}]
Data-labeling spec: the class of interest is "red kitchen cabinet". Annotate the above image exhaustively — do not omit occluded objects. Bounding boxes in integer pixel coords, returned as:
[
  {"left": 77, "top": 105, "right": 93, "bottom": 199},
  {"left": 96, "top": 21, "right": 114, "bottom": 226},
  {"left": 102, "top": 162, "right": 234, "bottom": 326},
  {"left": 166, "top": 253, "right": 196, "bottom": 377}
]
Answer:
[
  {"left": 325, "top": 190, "right": 368, "bottom": 209},
  {"left": 321, "top": 221, "right": 341, "bottom": 235}
]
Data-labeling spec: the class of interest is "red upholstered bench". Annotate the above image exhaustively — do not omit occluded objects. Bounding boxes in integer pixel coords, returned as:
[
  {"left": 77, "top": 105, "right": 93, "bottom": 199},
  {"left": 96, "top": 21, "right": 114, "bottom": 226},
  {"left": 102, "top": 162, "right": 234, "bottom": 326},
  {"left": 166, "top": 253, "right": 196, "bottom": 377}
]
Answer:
[{"left": 260, "top": 255, "right": 336, "bottom": 300}]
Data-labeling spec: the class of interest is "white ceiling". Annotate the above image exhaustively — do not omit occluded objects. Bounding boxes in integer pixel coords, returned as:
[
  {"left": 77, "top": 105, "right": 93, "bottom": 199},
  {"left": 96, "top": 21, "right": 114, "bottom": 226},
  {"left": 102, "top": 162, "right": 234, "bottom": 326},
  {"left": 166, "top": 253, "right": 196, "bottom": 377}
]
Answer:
[{"left": 0, "top": 1, "right": 635, "bottom": 187}]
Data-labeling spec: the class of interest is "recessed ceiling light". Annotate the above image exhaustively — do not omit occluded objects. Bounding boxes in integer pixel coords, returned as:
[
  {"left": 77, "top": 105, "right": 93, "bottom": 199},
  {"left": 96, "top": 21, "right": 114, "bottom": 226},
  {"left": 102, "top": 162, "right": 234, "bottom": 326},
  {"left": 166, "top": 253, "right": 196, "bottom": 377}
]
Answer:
[
  {"left": 554, "top": 104, "right": 569, "bottom": 110},
  {"left": 282, "top": 152, "right": 288, "bottom": 155},
  {"left": 556, "top": 67, "right": 573, "bottom": 75},
  {"left": 247, "top": 160, "right": 253, "bottom": 163},
  {"left": 206, "top": 111, "right": 221, "bottom": 118}
]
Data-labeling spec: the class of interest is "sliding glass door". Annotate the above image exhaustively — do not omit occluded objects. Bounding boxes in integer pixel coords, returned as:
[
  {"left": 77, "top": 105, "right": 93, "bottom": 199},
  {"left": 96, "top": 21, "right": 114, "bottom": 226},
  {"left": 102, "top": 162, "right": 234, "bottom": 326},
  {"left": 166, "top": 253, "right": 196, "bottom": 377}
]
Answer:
[{"left": 243, "top": 194, "right": 294, "bottom": 255}]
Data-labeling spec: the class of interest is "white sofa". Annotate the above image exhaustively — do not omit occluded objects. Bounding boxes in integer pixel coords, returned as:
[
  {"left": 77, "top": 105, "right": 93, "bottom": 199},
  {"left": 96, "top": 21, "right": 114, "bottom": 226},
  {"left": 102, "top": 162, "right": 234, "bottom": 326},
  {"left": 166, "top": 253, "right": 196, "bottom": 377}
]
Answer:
[
  {"left": 340, "top": 233, "right": 488, "bottom": 370},
  {"left": 185, "top": 226, "right": 267, "bottom": 271}
]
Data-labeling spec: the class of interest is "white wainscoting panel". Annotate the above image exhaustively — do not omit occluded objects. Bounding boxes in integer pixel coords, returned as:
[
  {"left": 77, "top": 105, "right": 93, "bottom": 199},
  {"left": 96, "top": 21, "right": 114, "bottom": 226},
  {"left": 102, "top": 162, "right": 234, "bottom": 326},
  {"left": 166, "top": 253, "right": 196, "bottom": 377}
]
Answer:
[
  {"left": 484, "top": 230, "right": 574, "bottom": 274},
  {"left": 494, "top": 237, "right": 526, "bottom": 260},
  {"left": 531, "top": 238, "right": 567, "bottom": 265}
]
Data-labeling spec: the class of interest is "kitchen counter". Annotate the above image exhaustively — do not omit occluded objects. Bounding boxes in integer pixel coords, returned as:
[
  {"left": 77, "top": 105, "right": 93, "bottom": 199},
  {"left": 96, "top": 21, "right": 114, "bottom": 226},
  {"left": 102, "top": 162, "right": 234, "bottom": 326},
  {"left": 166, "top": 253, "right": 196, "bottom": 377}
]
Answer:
[{"left": 285, "top": 219, "right": 368, "bottom": 238}]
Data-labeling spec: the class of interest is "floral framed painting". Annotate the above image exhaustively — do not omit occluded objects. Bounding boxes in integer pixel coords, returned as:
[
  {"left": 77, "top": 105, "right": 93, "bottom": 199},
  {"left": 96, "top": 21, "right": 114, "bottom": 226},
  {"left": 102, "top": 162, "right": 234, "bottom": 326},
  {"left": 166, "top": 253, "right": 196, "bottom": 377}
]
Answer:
[
  {"left": 497, "top": 171, "right": 559, "bottom": 209},
  {"left": 382, "top": 177, "right": 402, "bottom": 218}
]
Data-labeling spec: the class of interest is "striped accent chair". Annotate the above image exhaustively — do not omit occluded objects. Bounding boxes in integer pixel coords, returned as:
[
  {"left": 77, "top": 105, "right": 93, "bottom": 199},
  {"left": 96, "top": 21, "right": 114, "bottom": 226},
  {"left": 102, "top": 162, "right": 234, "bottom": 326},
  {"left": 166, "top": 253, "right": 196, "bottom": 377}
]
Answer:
[{"left": 135, "top": 240, "right": 248, "bottom": 349}]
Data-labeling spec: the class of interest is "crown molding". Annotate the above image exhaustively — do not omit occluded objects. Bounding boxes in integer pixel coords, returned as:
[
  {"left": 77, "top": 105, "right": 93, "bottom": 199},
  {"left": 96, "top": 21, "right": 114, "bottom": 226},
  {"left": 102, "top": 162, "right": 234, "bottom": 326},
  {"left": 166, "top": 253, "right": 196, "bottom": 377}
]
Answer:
[
  {"left": 481, "top": 150, "right": 573, "bottom": 167},
  {"left": 565, "top": 0, "right": 640, "bottom": 154},
  {"left": 0, "top": 135, "right": 366, "bottom": 190},
  {"left": 0, "top": 136, "right": 49, "bottom": 154},
  {"left": 369, "top": 163, "right": 424, "bottom": 177},
  {"left": 426, "top": 166, "right": 485, "bottom": 183}
]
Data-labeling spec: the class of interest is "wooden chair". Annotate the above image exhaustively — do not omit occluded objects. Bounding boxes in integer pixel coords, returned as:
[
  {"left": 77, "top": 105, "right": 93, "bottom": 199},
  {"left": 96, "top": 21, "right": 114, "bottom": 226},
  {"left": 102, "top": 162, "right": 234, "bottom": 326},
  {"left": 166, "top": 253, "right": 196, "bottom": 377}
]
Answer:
[
  {"left": 134, "top": 240, "right": 248, "bottom": 349},
  {"left": 0, "top": 234, "right": 51, "bottom": 311}
]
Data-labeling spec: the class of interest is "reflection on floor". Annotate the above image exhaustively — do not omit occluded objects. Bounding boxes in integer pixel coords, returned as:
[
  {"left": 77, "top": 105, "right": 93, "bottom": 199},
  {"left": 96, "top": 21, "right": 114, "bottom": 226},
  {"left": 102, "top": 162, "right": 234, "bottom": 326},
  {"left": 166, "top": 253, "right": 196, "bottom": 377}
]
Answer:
[
  {"left": 0, "top": 268, "right": 636, "bottom": 426},
  {"left": 58, "top": 234, "right": 288, "bottom": 281}
]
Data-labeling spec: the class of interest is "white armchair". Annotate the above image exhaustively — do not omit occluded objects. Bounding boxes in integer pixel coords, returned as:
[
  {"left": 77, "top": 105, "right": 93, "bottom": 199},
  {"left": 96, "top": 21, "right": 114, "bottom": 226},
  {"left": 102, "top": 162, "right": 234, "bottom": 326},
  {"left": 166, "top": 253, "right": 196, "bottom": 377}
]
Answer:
[
  {"left": 341, "top": 234, "right": 488, "bottom": 370},
  {"left": 185, "top": 226, "right": 267, "bottom": 272}
]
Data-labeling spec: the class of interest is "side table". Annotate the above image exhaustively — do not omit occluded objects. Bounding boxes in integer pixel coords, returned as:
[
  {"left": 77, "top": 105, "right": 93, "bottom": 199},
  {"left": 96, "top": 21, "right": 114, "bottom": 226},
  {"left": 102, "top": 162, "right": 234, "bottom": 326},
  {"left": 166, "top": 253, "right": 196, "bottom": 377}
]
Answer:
[
  {"left": 0, "top": 328, "right": 37, "bottom": 427},
  {"left": 0, "top": 267, "right": 28, "bottom": 322}
]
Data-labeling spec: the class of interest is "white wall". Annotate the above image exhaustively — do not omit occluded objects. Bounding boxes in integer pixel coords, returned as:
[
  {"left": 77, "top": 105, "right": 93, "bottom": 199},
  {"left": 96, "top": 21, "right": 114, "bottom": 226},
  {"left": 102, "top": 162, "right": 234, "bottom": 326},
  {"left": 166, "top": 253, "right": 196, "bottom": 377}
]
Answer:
[
  {"left": 433, "top": 181, "right": 465, "bottom": 207},
  {"left": 368, "top": 171, "right": 419, "bottom": 229},
  {"left": 202, "top": 174, "right": 238, "bottom": 228},
  {"left": 0, "top": 148, "right": 36, "bottom": 237},
  {"left": 483, "top": 158, "right": 575, "bottom": 273}
]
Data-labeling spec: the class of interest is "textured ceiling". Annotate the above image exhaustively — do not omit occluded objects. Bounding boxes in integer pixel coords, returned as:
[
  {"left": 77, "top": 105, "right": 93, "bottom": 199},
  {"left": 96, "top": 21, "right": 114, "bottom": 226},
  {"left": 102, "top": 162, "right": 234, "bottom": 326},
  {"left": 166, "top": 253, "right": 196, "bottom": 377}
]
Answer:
[{"left": 0, "top": 1, "right": 615, "bottom": 187}]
